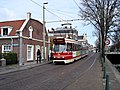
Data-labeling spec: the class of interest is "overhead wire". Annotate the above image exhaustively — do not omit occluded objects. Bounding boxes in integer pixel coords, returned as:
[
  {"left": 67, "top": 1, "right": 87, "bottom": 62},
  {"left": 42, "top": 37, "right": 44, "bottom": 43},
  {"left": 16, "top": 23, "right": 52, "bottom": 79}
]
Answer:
[
  {"left": 30, "top": 0, "right": 81, "bottom": 23},
  {"left": 47, "top": 8, "right": 78, "bottom": 16},
  {"left": 31, "top": 0, "right": 42, "bottom": 7},
  {"left": 46, "top": 19, "right": 82, "bottom": 23},
  {"left": 72, "top": 0, "right": 84, "bottom": 14},
  {"left": 47, "top": 9, "right": 76, "bottom": 18},
  {"left": 72, "top": 0, "right": 81, "bottom": 9},
  {"left": 45, "top": 9, "right": 64, "bottom": 20},
  {"left": 30, "top": 0, "right": 64, "bottom": 20}
]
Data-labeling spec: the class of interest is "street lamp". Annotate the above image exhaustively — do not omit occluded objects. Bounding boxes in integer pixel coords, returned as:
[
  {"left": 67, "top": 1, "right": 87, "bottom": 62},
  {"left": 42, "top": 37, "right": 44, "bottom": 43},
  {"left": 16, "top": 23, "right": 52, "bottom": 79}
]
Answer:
[{"left": 43, "top": 2, "right": 48, "bottom": 62}]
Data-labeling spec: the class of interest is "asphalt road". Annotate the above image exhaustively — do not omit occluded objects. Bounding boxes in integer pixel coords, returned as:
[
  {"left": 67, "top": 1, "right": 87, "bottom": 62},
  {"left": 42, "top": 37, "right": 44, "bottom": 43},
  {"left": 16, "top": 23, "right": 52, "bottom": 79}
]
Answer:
[{"left": 0, "top": 53, "right": 104, "bottom": 90}]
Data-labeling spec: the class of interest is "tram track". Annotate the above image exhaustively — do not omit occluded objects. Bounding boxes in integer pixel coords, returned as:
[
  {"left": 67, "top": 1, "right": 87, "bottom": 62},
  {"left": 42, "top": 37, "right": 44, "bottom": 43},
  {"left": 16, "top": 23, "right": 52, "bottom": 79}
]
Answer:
[
  {"left": 60, "top": 53, "right": 97, "bottom": 90},
  {"left": 22, "top": 53, "right": 96, "bottom": 90},
  {"left": 28, "top": 53, "right": 96, "bottom": 90},
  {"left": 27, "top": 52, "right": 96, "bottom": 90}
]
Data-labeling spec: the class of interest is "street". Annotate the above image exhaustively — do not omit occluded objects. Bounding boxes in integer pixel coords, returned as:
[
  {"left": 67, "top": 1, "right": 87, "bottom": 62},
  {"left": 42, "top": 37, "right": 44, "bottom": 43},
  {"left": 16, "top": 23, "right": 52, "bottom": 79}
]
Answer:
[{"left": 0, "top": 53, "right": 104, "bottom": 90}]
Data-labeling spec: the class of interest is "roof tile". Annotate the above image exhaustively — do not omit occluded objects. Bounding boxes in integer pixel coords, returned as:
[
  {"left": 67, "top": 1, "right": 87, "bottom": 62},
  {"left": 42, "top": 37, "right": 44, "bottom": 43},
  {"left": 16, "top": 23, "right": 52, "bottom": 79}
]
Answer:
[{"left": 0, "top": 19, "right": 26, "bottom": 36}]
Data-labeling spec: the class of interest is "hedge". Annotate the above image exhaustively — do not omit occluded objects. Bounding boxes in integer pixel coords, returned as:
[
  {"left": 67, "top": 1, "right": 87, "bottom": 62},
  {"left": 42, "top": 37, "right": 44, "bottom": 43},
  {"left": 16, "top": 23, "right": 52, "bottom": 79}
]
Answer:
[{"left": 0, "top": 53, "right": 18, "bottom": 65}]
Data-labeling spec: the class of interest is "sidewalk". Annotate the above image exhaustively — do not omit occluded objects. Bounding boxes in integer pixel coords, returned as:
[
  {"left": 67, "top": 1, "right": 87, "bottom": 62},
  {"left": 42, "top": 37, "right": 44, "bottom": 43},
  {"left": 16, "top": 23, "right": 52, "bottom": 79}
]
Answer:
[
  {"left": 0, "top": 60, "right": 52, "bottom": 75},
  {"left": 105, "top": 57, "right": 120, "bottom": 90}
]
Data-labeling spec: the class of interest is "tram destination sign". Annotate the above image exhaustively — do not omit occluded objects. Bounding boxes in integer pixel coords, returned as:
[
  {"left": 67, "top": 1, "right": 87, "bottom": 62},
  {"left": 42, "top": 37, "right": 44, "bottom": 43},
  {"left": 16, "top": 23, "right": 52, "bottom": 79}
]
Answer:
[{"left": 53, "top": 38, "right": 65, "bottom": 44}]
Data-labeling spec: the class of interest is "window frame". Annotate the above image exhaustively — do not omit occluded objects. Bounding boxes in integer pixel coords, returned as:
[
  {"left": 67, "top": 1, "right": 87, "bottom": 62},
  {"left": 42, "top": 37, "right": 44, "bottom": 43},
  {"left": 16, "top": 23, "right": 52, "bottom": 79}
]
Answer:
[
  {"left": 2, "top": 45, "right": 12, "bottom": 53},
  {"left": 3, "top": 28, "right": 8, "bottom": 36},
  {"left": 27, "top": 45, "right": 34, "bottom": 61},
  {"left": 1, "top": 26, "right": 13, "bottom": 36},
  {"left": 29, "top": 26, "right": 33, "bottom": 38}
]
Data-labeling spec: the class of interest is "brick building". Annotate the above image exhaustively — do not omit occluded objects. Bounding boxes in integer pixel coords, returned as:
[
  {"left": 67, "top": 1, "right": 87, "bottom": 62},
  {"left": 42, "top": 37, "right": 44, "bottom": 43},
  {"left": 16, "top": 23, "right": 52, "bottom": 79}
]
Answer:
[{"left": 0, "top": 13, "right": 48, "bottom": 65}]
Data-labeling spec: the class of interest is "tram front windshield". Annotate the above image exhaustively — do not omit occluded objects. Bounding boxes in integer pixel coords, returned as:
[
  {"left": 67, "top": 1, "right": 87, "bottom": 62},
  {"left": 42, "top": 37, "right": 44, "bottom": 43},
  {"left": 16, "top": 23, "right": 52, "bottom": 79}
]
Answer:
[{"left": 53, "top": 44, "right": 66, "bottom": 52}]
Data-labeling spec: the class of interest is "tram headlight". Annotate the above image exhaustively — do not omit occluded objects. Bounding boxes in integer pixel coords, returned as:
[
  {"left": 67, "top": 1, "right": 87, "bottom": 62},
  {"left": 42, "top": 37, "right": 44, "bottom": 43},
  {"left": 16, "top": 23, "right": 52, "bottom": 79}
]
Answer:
[
  {"left": 54, "top": 56, "right": 56, "bottom": 58},
  {"left": 62, "top": 56, "right": 64, "bottom": 58}
]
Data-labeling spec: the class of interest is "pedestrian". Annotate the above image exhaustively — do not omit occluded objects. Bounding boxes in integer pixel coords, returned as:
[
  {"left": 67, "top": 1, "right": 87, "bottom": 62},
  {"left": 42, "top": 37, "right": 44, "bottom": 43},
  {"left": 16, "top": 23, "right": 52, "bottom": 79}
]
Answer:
[
  {"left": 96, "top": 48, "right": 98, "bottom": 53},
  {"left": 37, "top": 49, "right": 41, "bottom": 63}
]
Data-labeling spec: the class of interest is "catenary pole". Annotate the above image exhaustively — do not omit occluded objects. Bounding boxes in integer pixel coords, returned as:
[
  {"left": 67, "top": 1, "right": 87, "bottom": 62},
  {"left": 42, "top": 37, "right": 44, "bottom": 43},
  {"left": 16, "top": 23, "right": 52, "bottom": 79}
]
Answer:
[{"left": 43, "top": 2, "right": 48, "bottom": 62}]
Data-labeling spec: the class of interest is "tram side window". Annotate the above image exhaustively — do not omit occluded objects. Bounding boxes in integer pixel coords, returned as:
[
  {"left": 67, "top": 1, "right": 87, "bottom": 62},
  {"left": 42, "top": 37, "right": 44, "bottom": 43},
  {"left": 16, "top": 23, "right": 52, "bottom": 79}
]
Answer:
[
  {"left": 76, "top": 45, "right": 78, "bottom": 50},
  {"left": 73, "top": 44, "right": 80, "bottom": 51},
  {"left": 75, "top": 44, "right": 77, "bottom": 51},
  {"left": 78, "top": 45, "right": 80, "bottom": 50},
  {"left": 67, "top": 43, "right": 72, "bottom": 51},
  {"left": 72, "top": 44, "right": 75, "bottom": 51}
]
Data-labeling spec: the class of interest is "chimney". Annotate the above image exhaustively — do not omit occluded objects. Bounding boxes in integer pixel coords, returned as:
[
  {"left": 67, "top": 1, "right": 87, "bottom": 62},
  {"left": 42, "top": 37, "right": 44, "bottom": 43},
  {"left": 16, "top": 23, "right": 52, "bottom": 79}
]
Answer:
[{"left": 27, "top": 12, "right": 31, "bottom": 19}]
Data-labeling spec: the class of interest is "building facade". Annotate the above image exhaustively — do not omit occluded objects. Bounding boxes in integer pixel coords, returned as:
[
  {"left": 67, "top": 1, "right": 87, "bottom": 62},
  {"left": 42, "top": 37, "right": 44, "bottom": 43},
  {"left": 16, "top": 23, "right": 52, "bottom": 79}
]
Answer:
[{"left": 0, "top": 13, "right": 48, "bottom": 65}]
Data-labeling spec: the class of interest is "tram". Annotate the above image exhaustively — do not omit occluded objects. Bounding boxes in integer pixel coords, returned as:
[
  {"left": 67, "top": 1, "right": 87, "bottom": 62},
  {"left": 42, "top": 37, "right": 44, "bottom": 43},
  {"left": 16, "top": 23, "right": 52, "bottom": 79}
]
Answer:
[{"left": 52, "top": 37, "right": 88, "bottom": 64}]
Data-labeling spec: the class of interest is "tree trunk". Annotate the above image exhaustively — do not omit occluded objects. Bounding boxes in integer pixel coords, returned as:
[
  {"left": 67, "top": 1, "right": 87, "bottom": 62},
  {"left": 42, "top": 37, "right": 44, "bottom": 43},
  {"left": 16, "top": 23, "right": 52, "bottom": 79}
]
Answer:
[{"left": 101, "top": 31, "right": 105, "bottom": 62}]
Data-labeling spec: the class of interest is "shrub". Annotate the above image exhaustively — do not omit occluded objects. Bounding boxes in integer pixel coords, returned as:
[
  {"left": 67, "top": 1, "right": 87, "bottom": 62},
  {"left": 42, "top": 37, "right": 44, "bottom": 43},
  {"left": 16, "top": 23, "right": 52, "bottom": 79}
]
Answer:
[{"left": 0, "top": 53, "right": 18, "bottom": 65}]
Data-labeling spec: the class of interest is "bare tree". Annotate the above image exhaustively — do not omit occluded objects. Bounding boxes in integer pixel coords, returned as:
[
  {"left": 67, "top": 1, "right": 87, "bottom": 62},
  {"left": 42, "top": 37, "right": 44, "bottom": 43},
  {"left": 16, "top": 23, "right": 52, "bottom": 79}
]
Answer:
[
  {"left": 79, "top": 0, "right": 120, "bottom": 61},
  {"left": 110, "top": 23, "right": 120, "bottom": 51}
]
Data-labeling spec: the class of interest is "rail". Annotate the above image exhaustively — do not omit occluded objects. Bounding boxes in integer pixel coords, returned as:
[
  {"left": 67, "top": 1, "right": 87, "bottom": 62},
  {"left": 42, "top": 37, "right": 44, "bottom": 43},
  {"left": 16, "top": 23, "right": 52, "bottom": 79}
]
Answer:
[{"left": 105, "top": 52, "right": 120, "bottom": 54}]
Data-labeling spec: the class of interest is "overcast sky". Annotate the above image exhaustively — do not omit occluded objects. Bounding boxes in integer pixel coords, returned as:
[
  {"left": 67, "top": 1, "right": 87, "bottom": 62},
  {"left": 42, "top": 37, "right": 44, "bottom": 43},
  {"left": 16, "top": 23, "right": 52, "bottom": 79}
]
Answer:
[{"left": 0, "top": 0, "right": 97, "bottom": 46}]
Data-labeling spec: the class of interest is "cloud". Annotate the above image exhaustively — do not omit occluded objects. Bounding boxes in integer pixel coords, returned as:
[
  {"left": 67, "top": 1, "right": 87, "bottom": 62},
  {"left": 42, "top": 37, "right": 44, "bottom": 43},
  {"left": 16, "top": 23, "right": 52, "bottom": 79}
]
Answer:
[{"left": 0, "top": 7, "right": 16, "bottom": 21}]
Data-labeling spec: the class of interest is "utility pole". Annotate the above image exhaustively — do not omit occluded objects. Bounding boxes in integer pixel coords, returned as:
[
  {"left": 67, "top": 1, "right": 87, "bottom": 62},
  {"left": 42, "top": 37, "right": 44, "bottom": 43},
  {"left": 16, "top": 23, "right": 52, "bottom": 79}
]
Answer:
[{"left": 43, "top": 2, "right": 48, "bottom": 61}]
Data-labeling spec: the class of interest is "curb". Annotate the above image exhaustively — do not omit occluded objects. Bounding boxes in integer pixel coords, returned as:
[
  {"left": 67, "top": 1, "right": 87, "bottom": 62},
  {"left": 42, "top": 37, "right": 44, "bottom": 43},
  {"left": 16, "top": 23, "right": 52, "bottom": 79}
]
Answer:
[{"left": 105, "top": 57, "right": 120, "bottom": 83}]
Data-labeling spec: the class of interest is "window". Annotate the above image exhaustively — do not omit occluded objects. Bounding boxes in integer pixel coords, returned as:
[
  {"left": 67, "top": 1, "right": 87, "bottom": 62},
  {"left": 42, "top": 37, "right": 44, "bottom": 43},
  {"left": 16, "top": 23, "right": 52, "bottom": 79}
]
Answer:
[
  {"left": 27, "top": 45, "right": 34, "bottom": 61},
  {"left": 67, "top": 43, "right": 72, "bottom": 51},
  {"left": 28, "top": 46, "right": 32, "bottom": 59},
  {"left": 29, "top": 26, "right": 33, "bottom": 38},
  {"left": 53, "top": 44, "right": 66, "bottom": 52},
  {"left": 1, "top": 26, "right": 13, "bottom": 36},
  {"left": 2, "top": 45, "right": 11, "bottom": 53},
  {"left": 29, "top": 30, "right": 32, "bottom": 38},
  {"left": 3, "top": 28, "right": 8, "bottom": 36}
]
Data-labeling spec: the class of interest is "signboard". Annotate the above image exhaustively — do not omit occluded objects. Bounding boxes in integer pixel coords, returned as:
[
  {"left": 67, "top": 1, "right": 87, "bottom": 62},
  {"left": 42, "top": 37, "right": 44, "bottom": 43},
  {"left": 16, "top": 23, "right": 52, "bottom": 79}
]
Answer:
[
  {"left": 12, "top": 44, "right": 19, "bottom": 47},
  {"left": 105, "top": 39, "right": 110, "bottom": 45}
]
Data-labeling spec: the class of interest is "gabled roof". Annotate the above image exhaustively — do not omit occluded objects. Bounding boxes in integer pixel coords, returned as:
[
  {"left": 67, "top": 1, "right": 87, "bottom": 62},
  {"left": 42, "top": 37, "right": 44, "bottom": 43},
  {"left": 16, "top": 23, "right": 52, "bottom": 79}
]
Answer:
[{"left": 0, "top": 19, "right": 26, "bottom": 36}]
